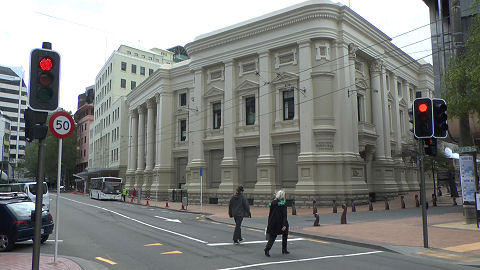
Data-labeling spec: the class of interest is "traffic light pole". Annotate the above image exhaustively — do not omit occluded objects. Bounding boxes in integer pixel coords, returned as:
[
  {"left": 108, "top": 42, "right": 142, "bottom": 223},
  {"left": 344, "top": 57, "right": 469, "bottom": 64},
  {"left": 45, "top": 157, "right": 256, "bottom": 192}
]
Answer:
[
  {"left": 419, "top": 139, "right": 428, "bottom": 248},
  {"left": 32, "top": 138, "right": 46, "bottom": 270}
]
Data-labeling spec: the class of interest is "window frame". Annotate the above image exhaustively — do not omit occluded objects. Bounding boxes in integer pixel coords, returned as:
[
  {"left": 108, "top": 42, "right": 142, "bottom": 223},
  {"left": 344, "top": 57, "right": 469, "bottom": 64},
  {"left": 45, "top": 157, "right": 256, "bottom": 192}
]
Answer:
[
  {"left": 283, "top": 90, "right": 295, "bottom": 120},
  {"left": 212, "top": 102, "right": 222, "bottom": 129}
]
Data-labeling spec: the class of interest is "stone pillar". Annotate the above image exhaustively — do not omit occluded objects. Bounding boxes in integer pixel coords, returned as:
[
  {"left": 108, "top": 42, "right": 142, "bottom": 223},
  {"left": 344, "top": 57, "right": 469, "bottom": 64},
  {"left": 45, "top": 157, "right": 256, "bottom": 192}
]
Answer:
[
  {"left": 219, "top": 61, "right": 239, "bottom": 193},
  {"left": 370, "top": 59, "right": 386, "bottom": 160},
  {"left": 295, "top": 41, "right": 315, "bottom": 194},
  {"left": 135, "top": 104, "right": 146, "bottom": 189},
  {"left": 126, "top": 110, "right": 138, "bottom": 190},
  {"left": 143, "top": 99, "right": 156, "bottom": 191},
  {"left": 393, "top": 76, "right": 408, "bottom": 193},
  {"left": 381, "top": 66, "right": 392, "bottom": 158},
  {"left": 153, "top": 92, "right": 175, "bottom": 195},
  {"left": 254, "top": 52, "right": 276, "bottom": 195},
  {"left": 348, "top": 43, "right": 360, "bottom": 154},
  {"left": 186, "top": 70, "right": 206, "bottom": 196}
]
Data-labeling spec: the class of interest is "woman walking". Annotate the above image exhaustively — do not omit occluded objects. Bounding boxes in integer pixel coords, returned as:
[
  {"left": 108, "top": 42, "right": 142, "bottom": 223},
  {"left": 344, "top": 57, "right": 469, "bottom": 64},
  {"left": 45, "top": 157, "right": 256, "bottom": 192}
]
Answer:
[{"left": 264, "top": 190, "right": 289, "bottom": 257}]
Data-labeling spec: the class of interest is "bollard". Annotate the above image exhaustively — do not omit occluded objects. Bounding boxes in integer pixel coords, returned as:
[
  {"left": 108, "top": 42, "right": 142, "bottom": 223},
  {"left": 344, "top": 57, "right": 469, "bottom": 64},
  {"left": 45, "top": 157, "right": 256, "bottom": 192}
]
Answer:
[
  {"left": 384, "top": 197, "right": 390, "bottom": 210},
  {"left": 312, "top": 200, "right": 318, "bottom": 215},
  {"left": 292, "top": 201, "right": 297, "bottom": 216},
  {"left": 333, "top": 200, "right": 337, "bottom": 213},
  {"left": 351, "top": 199, "right": 356, "bottom": 212},
  {"left": 166, "top": 199, "right": 169, "bottom": 208},
  {"left": 432, "top": 194, "right": 437, "bottom": 207},
  {"left": 341, "top": 204, "right": 347, "bottom": 224},
  {"left": 368, "top": 200, "right": 373, "bottom": 211},
  {"left": 415, "top": 194, "right": 420, "bottom": 207},
  {"left": 313, "top": 213, "right": 320, "bottom": 226},
  {"left": 401, "top": 195, "right": 406, "bottom": 209},
  {"left": 181, "top": 202, "right": 185, "bottom": 210}
]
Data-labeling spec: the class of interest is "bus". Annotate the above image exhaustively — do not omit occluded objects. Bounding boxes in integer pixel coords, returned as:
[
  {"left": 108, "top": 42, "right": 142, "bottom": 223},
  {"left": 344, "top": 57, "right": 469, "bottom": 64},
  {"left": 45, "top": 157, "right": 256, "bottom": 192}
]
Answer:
[{"left": 89, "top": 177, "right": 122, "bottom": 200}]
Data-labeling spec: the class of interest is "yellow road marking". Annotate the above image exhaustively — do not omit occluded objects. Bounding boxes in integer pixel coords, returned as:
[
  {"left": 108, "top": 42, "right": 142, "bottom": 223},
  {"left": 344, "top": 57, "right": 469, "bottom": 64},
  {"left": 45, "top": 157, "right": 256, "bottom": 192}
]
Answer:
[
  {"left": 227, "top": 225, "right": 235, "bottom": 228},
  {"left": 161, "top": 251, "right": 183, "bottom": 255},
  {"left": 418, "top": 250, "right": 480, "bottom": 263},
  {"left": 444, "top": 242, "right": 480, "bottom": 252},
  {"left": 95, "top": 257, "right": 117, "bottom": 265},
  {"left": 210, "top": 221, "right": 221, "bottom": 225},
  {"left": 307, "top": 239, "right": 329, "bottom": 244},
  {"left": 144, "top": 243, "right": 163, "bottom": 247},
  {"left": 248, "top": 228, "right": 263, "bottom": 232}
]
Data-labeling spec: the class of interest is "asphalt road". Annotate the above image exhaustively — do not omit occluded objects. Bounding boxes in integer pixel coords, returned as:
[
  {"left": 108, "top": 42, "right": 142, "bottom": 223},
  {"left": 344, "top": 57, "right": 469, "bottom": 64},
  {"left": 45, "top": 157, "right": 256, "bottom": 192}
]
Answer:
[{"left": 8, "top": 193, "right": 477, "bottom": 270}]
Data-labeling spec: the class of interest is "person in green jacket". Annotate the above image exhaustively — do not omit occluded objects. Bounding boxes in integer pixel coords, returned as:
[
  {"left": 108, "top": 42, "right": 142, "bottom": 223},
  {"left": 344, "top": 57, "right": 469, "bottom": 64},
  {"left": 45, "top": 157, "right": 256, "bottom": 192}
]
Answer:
[
  {"left": 264, "top": 190, "right": 289, "bottom": 257},
  {"left": 122, "top": 187, "right": 127, "bottom": 202}
]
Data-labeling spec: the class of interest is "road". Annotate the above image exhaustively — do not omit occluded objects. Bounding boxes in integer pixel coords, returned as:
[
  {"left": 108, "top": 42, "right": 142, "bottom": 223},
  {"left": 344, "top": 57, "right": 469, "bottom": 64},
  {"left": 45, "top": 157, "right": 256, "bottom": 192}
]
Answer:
[{"left": 9, "top": 193, "right": 477, "bottom": 270}]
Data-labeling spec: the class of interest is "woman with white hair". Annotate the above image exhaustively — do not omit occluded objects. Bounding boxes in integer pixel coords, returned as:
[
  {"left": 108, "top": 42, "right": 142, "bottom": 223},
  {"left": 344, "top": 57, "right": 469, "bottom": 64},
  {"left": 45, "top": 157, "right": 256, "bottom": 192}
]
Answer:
[{"left": 264, "top": 190, "right": 289, "bottom": 257}]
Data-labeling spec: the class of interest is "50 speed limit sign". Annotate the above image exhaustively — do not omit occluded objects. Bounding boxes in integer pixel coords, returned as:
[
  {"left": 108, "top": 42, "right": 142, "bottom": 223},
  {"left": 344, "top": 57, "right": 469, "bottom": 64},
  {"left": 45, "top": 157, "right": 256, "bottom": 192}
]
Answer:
[{"left": 49, "top": 111, "right": 75, "bottom": 139}]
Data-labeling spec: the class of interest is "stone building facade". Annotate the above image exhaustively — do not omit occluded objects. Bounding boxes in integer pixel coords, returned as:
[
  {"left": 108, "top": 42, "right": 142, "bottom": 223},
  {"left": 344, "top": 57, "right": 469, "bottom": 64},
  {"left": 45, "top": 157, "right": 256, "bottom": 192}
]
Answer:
[{"left": 126, "top": 0, "right": 434, "bottom": 206}]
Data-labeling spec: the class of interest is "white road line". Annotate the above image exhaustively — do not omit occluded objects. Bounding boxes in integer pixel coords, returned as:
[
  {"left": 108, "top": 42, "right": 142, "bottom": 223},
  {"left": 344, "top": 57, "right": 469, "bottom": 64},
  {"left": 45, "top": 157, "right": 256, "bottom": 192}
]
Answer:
[
  {"left": 216, "top": 251, "right": 383, "bottom": 270},
  {"left": 61, "top": 197, "right": 208, "bottom": 244},
  {"left": 208, "top": 238, "right": 306, "bottom": 247}
]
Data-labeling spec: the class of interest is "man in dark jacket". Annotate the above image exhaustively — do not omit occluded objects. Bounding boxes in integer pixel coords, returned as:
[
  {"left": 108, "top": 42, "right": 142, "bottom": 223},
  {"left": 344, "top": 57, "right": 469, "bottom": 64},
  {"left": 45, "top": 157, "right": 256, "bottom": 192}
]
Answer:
[
  {"left": 228, "top": 186, "right": 251, "bottom": 244},
  {"left": 264, "top": 190, "right": 289, "bottom": 257}
]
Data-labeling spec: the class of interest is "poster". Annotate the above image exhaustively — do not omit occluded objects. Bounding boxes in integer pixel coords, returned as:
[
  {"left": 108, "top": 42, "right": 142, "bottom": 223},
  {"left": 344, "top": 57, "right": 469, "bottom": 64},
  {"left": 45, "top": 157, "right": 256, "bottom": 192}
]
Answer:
[{"left": 459, "top": 155, "right": 476, "bottom": 204}]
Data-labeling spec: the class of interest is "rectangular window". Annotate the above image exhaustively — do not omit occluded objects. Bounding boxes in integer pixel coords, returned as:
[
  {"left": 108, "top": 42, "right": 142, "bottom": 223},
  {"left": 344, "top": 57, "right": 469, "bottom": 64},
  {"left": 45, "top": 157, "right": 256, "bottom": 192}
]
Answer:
[
  {"left": 245, "top": 96, "right": 255, "bottom": 125},
  {"left": 121, "top": 62, "right": 126, "bottom": 71},
  {"left": 180, "top": 93, "right": 187, "bottom": 106},
  {"left": 283, "top": 90, "right": 294, "bottom": 120},
  {"left": 131, "top": 81, "right": 136, "bottom": 89},
  {"left": 397, "top": 82, "right": 402, "bottom": 96},
  {"left": 409, "top": 88, "right": 414, "bottom": 101},
  {"left": 357, "top": 95, "right": 363, "bottom": 122},
  {"left": 131, "top": 64, "right": 136, "bottom": 74},
  {"left": 120, "top": 79, "right": 126, "bottom": 88},
  {"left": 140, "top": 67, "right": 145, "bottom": 75},
  {"left": 149, "top": 68, "right": 154, "bottom": 76},
  {"left": 180, "top": 119, "right": 187, "bottom": 141},
  {"left": 213, "top": 102, "right": 221, "bottom": 129}
]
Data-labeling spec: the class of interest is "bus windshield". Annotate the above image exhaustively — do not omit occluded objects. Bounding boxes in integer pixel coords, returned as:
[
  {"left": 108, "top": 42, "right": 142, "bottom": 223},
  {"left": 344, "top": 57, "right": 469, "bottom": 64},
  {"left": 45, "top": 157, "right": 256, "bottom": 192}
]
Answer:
[{"left": 103, "top": 182, "right": 121, "bottom": 194}]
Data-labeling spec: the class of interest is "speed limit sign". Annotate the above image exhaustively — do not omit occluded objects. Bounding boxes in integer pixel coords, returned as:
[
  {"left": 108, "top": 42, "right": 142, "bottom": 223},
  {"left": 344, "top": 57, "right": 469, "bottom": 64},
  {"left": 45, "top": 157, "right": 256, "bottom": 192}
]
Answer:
[{"left": 49, "top": 111, "right": 75, "bottom": 139}]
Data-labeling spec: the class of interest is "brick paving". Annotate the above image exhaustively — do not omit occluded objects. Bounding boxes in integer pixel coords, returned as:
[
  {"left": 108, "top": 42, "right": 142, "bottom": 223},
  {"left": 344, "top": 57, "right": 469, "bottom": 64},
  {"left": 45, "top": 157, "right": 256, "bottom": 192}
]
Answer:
[{"left": 0, "top": 253, "right": 82, "bottom": 270}]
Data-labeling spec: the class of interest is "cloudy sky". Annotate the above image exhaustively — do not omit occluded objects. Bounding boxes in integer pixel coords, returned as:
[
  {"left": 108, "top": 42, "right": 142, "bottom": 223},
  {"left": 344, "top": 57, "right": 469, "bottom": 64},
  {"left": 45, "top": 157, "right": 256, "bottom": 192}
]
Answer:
[{"left": 1, "top": 0, "right": 431, "bottom": 113}]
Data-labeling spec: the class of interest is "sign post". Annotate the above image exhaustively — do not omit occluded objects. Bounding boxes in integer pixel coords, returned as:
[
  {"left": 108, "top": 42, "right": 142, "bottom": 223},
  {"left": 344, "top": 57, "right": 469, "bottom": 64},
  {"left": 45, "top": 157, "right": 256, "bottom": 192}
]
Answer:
[{"left": 49, "top": 111, "right": 74, "bottom": 263}]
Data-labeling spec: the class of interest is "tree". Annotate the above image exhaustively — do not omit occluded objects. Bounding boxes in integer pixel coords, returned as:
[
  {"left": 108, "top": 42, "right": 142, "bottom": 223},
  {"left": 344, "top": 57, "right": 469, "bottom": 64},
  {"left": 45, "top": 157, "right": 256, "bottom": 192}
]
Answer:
[{"left": 21, "top": 112, "right": 79, "bottom": 187}]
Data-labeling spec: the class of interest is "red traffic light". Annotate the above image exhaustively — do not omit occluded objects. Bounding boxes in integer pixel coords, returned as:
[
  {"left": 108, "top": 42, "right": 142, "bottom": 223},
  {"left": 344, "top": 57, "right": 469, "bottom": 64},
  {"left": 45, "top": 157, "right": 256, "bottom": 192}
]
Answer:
[
  {"left": 418, "top": 103, "right": 428, "bottom": 113},
  {"left": 39, "top": 57, "right": 53, "bottom": 71}
]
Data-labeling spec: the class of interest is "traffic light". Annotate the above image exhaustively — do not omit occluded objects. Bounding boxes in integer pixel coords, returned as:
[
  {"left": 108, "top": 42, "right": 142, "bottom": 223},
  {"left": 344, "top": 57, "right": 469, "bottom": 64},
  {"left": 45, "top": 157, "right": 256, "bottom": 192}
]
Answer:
[
  {"left": 29, "top": 47, "right": 60, "bottom": 111},
  {"left": 432, "top": 98, "right": 448, "bottom": 138},
  {"left": 413, "top": 98, "right": 433, "bottom": 138},
  {"left": 424, "top": 138, "right": 437, "bottom": 156}
]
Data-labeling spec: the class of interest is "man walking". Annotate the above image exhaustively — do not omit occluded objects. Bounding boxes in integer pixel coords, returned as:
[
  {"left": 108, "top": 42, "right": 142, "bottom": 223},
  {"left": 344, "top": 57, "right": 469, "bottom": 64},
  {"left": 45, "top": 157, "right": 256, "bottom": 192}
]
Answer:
[{"left": 228, "top": 186, "right": 251, "bottom": 244}]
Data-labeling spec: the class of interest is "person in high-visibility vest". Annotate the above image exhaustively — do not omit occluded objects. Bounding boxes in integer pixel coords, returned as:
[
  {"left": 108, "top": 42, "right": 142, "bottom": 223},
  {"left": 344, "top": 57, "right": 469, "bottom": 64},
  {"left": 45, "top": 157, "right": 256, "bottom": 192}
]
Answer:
[{"left": 122, "top": 188, "right": 127, "bottom": 202}]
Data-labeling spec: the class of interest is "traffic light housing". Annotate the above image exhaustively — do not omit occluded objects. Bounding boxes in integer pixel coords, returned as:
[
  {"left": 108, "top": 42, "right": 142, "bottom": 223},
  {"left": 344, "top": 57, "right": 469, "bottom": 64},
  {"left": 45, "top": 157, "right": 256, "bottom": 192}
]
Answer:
[
  {"left": 432, "top": 98, "right": 448, "bottom": 138},
  {"left": 413, "top": 98, "right": 433, "bottom": 138},
  {"left": 29, "top": 48, "right": 60, "bottom": 111},
  {"left": 424, "top": 138, "right": 437, "bottom": 156}
]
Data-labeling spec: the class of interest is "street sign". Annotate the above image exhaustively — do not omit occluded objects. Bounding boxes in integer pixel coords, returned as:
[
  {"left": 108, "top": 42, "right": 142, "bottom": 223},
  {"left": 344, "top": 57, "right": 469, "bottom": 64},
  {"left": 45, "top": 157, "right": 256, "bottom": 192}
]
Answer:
[
  {"left": 452, "top": 146, "right": 477, "bottom": 154},
  {"left": 49, "top": 111, "right": 75, "bottom": 139}
]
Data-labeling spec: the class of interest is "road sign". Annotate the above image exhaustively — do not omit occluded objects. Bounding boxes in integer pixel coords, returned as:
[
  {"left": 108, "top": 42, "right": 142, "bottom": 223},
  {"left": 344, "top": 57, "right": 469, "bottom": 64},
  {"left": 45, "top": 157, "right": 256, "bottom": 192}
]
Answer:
[
  {"left": 452, "top": 146, "right": 477, "bottom": 154},
  {"left": 49, "top": 111, "right": 75, "bottom": 139}
]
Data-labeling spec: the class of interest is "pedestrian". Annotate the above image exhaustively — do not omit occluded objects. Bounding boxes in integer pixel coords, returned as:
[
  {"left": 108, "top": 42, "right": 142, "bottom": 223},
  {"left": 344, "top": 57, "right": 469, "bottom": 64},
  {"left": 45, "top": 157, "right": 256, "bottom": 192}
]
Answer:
[
  {"left": 132, "top": 188, "right": 137, "bottom": 201},
  {"left": 122, "top": 187, "right": 127, "bottom": 202},
  {"left": 228, "top": 185, "right": 251, "bottom": 245},
  {"left": 264, "top": 190, "right": 289, "bottom": 257}
]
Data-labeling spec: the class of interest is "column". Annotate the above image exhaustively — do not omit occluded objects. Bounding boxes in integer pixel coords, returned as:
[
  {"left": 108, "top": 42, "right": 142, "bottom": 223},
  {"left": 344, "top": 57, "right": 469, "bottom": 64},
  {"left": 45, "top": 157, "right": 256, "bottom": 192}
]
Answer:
[
  {"left": 370, "top": 59, "right": 385, "bottom": 159},
  {"left": 135, "top": 104, "right": 146, "bottom": 189},
  {"left": 125, "top": 110, "right": 138, "bottom": 190},
  {"left": 381, "top": 66, "right": 392, "bottom": 158},
  {"left": 348, "top": 43, "right": 360, "bottom": 154},
  {"left": 219, "top": 61, "right": 239, "bottom": 193},
  {"left": 393, "top": 76, "right": 402, "bottom": 156},
  {"left": 142, "top": 98, "right": 156, "bottom": 191},
  {"left": 254, "top": 52, "right": 276, "bottom": 195}
]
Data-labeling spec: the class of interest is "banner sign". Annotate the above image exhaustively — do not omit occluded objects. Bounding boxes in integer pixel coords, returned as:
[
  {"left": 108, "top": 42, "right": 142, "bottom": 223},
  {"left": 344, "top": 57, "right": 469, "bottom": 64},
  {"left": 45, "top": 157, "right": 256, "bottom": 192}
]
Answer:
[{"left": 459, "top": 155, "right": 476, "bottom": 204}]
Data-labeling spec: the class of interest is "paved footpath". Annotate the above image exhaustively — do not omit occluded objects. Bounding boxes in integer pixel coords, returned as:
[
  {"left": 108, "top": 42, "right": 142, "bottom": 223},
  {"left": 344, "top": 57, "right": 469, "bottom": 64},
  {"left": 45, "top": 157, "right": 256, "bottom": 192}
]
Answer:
[{"left": 2, "top": 190, "right": 479, "bottom": 269}]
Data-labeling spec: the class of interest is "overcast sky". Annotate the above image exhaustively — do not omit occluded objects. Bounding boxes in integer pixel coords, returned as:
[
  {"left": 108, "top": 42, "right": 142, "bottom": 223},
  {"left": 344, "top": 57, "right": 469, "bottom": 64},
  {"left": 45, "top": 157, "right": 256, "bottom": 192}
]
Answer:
[{"left": 1, "top": 0, "right": 431, "bottom": 113}]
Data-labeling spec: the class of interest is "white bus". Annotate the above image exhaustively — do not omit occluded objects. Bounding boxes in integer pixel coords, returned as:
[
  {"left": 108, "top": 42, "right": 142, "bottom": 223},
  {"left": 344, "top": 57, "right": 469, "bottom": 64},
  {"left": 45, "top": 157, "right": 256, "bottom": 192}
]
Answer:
[{"left": 89, "top": 177, "right": 122, "bottom": 200}]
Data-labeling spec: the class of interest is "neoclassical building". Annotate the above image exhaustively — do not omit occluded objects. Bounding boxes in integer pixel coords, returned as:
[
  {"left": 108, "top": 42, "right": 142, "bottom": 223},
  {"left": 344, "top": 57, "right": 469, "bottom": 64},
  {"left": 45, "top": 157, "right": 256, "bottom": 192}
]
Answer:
[{"left": 126, "top": 0, "right": 434, "bottom": 206}]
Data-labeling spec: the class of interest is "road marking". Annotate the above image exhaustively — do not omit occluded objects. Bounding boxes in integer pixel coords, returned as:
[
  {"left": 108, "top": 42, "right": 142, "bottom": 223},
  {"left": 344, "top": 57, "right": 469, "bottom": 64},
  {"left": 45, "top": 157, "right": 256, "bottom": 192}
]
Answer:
[
  {"left": 216, "top": 251, "right": 383, "bottom": 270},
  {"left": 210, "top": 221, "right": 222, "bottom": 225},
  {"left": 162, "top": 251, "right": 183, "bottom": 255},
  {"left": 62, "top": 197, "right": 208, "bottom": 244},
  {"left": 418, "top": 250, "right": 480, "bottom": 262},
  {"left": 154, "top": 216, "right": 182, "bottom": 223},
  {"left": 95, "top": 257, "right": 117, "bottom": 265},
  {"left": 306, "top": 239, "right": 329, "bottom": 244},
  {"left": 227, "top": 225, "right": 235, "bottom": 228},
  {"left": 208, "top": 238, "right": 306, "bottom": 246},
  {"left": 443, "top": 242, "right": 480, "bottom": 252},
  {"left": 144, "top": 243, "right": 163, "bottom": 247},
  {"left": 247, "top": 228, "right": 263, "bottom": 232}
]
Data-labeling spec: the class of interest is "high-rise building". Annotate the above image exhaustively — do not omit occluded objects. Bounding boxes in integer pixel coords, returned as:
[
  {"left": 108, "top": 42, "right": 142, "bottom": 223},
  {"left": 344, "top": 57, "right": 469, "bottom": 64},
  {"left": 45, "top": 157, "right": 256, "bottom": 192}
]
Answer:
[
  {"left": 88, "top": 45, "right": 174, "bottom": 179},
  {"left": 74, "top": 85, "right": 94, "bottom": 174},
  {"left": 0, "top": 65, "right": 27, "bottom": 169}
]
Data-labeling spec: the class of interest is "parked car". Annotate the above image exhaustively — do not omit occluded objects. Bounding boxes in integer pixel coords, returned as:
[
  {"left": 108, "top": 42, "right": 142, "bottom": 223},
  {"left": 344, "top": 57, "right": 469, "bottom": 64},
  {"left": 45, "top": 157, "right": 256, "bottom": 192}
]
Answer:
[
  {"left": 23, "top": 182, "right": 50, "bottom": 211},
  {"left": 0, "top": 193, "right": 54, "bottom": 251}
]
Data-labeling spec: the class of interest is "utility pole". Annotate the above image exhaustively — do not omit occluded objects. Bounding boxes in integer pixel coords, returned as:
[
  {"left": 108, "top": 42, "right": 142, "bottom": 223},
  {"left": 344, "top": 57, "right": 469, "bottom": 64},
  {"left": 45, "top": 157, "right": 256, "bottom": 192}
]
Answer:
[{"left": 450, "top": 0, "right": 479, "bottom": 223}]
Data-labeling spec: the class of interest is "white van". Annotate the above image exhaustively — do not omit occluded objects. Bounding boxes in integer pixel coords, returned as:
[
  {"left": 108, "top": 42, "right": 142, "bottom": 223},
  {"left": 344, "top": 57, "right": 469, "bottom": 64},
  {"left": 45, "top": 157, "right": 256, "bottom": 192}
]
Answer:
[{"left": 23, "top": 182, "right": 50, "bottom": 210}]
